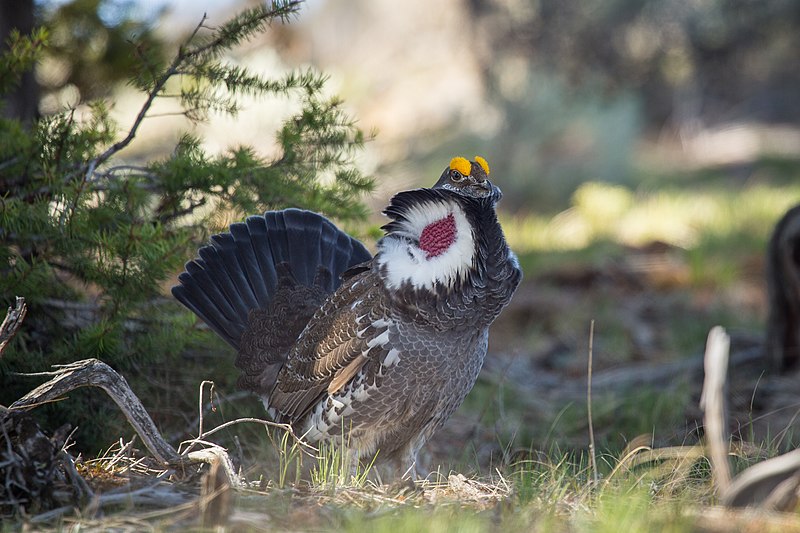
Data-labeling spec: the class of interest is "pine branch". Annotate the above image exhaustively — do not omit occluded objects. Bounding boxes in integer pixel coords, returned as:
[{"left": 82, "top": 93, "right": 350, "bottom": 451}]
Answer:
[
  {"left": 186, "top": 65, "right": 325, "bottom": 97},
  {"left": 84, "top": 2, "right": 303, "bottom": 182},
  {"left": 0, "top": 1, "right": 372, "bottom": 453},
  {"left": 82, "top": 18, "right": 204, "bottom": 182},
  {"left": 185, "top": 2, "right": 303, "bottom": 63}
]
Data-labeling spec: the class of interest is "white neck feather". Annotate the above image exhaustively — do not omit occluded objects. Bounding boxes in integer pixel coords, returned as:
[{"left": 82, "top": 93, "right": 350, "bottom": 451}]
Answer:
[{"left": 377, "top": 199, "right": 475, "bottom": 290}]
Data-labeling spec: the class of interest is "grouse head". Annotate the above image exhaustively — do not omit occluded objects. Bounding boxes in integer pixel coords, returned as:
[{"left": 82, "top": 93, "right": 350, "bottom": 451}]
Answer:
[
  {"left": 432, "top": 156, "right": 500, "bottom": 201},
  {"left": 377, "top": 156, "right": 509, "bottom": 293}
]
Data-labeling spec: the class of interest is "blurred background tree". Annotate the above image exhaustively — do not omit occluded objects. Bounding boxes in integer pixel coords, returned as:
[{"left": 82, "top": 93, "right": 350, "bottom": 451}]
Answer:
[
  {"left": 471, "top": 0, "right": 800, "bottom": 127},
  {"left": 237, "top": 0, "right": 798, "bottom": 215},
  {"left": 1, "top": 0, "right": 164, "bottom": 123},
  {"left": 1, "top": 0, "right": 39, "bottom": 124},
  {"left": 464, "top": 0, "right": 800, "bottom": 209},
  {"left": 10, "top": 0, "right": 790, "bottom": 214}
]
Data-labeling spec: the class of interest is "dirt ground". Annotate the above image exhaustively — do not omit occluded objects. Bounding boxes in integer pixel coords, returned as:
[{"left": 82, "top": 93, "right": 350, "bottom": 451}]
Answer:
[{"left": 428, "top": 241, "right": 800, "bottom": 472}]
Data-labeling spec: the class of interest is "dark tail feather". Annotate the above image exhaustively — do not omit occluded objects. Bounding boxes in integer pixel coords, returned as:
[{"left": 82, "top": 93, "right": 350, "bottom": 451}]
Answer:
[{"left": 172, "top": 209, "right": 372, "bottom": 349}]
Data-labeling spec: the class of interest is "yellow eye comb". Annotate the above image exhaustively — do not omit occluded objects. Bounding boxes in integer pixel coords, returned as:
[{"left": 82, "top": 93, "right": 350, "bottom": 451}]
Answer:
[
  {"left": 474, "top": 155, "right": 490, "bottom": 175},
  {"left": 449, "top": 157, "right": 471, "bottom": 176}
]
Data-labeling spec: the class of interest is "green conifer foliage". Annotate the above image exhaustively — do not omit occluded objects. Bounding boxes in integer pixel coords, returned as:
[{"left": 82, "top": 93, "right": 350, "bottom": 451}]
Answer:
[{"left": 0, "top": 1, "right": 372, "bottom": 449}]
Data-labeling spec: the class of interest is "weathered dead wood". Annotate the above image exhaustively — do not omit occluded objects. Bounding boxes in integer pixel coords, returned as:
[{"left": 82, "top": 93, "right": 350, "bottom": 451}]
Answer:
[
  {"left": 188, "top": 446, "right": 241, "bottom": 490},
  {"left": 695, "top": 325, "right": 800, "bottom": 511},
  {"left": 9, "top": 359, "right": 184, "bottom": 466},
  {"left": 6, "top": 358, "right": 295, "bottom": 499},
  {"left": 0, "top": 296, "right": 27, "bottom": 358},
  {"left": 59, "top": 449, "right": 95, "bottom": 503},
  {"left": 29, "top": 482, "right": 193, "bottom": 524},
  {"left": 721, "top": 448, "right": 800, "bottom": 510},
  {"left": 0, "top": 410, "right": 78, "bottom": 516},
  {"left": 766, "top": 203, "right": 800, "bottom": 372},
  {"left": 199, "top": 452, "right": 233, "bottom": 527},
  {"left": 700, "top": 326, "right": 732, "bottom": 492}
]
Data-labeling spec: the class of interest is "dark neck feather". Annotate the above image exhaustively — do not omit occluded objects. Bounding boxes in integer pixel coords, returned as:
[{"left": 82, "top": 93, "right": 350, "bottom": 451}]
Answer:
[
  {"left": 381, "top": 188, "right": 522, "bottom": 327},
  {"left": 382, "top": 188, "right": 453, "bottom": 235}
]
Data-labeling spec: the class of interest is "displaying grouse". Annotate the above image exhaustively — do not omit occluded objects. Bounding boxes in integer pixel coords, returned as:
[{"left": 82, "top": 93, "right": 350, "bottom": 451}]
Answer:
[{"left": 172, "top": 156, "right": 522, "bottom": 478}]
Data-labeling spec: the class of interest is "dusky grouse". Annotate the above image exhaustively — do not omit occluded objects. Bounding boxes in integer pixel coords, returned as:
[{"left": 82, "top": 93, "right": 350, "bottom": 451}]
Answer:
[{"left": 172, "top": 156, "right": 522, "bottom": 478}]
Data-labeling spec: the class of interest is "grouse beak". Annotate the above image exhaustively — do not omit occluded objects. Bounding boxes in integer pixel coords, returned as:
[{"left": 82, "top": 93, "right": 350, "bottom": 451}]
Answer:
[{"left": 465, "top": 176, "right": 493, "bottom": 198}]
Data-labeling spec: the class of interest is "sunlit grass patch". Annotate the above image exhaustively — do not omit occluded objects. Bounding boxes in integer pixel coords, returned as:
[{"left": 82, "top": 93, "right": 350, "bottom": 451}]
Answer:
[
  {"left": 579, "top": 485, "right": 696, "bottom": 533},
  {"left": 504, "top": 444, "right": 715, "bottom": 533},
  {"left": 340, "top": 505, "right": 492, "bottom": 533},
  {"left": 311, "top": 438, "right": 378, "bottom": 490},
  {"left": 503, "top": 180, "right": 800, "bottom": 285}
]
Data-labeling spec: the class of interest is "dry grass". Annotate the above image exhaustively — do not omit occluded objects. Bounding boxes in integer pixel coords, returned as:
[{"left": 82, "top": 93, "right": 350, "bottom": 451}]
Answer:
[
  {"left": 8, "top": 325, "right": 797, "bottom": 532},
  {"left": 37, "top": 441, "right": 793, "bottom": 532}
]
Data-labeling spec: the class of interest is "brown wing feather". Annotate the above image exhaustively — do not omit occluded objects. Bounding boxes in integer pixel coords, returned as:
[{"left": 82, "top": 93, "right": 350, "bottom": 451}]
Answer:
[
  {"left": 268, "top": 264, "right": 389, "bottom": 420},
  {"left": 328, "top": 356, "right": 368, "bottom": 395}
]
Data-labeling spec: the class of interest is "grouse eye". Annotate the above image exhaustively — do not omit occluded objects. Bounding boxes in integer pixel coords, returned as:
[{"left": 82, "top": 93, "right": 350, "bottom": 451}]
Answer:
[{"left": 450, "top": 170, "right": 464, "bottom": 182}]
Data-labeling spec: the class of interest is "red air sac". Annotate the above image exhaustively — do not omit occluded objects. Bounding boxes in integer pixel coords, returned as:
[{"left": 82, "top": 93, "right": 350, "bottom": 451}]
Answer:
[{"left": 419, "top": 213, "right": 456, "bottom": 259}]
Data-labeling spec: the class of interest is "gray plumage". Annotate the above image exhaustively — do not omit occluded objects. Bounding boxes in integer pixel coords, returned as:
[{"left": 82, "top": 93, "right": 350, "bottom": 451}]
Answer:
[{"left": 173, "top": 158, "right": 522, "bottom": 477}]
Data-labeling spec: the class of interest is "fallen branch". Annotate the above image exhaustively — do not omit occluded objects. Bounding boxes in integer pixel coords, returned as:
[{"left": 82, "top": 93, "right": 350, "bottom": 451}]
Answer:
[
  {"left": 696, "top": 325, "right": 800, "bottom": 511},
  {"left": 483, "top": 344, "right": 763, "bottom": 402},
  {"left": 197, "top": 449, "right": 234, "bottom": 527},
  {"left": 9, "top": 359, "right": 184, "bottom": 466},
  {"left": 721, "top": 448, "right": 800, "bottom": 510},
  {"left": 29, "top": 482, "right": 192, "bottom": 524},
  {"left": 180, "top": 417, "right": 315, "bottom": 457},
  {"left": 7, "top": 358, "right": 316, "bottom": 496},
  {"left": 187, "top": 446, "right": 241, "bottom": 490}
]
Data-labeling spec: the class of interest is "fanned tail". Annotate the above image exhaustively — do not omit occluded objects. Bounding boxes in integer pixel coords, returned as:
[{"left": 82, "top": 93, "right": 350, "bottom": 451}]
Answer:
[{"left": 172, "top": 209, "right": 372, "bottom": 350}]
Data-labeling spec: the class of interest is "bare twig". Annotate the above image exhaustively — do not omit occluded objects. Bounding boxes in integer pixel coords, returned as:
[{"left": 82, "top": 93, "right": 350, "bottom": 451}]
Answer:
[
  {"left": 587, "top": 320, "right": 598, "bottom": 488},
  {"left": 700, "top": 326, "right": 732, "bottom": 492},
  {"left": 179, "top": 417, "right": 316, "bottom": 457},
  {"left": 59, "top": 449, "right": 95, "bottom": 503},
  {"left": 179, "top": 380, "right": 217, "bottom": 457},
  {"left": 82, "top": 16, "right": 210, "bottom": 184},
  {"left": 0, "top": 296, "right": 27, "bottom": 358},
  {"left": 100, "top": 437, "right": 136, "bottom": 471},
  {"left": 165, "top": 390, "right": 251, "bottom": 442},
  {"left": 198, "top": 381, "right": 214, "bottom": 448}
]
